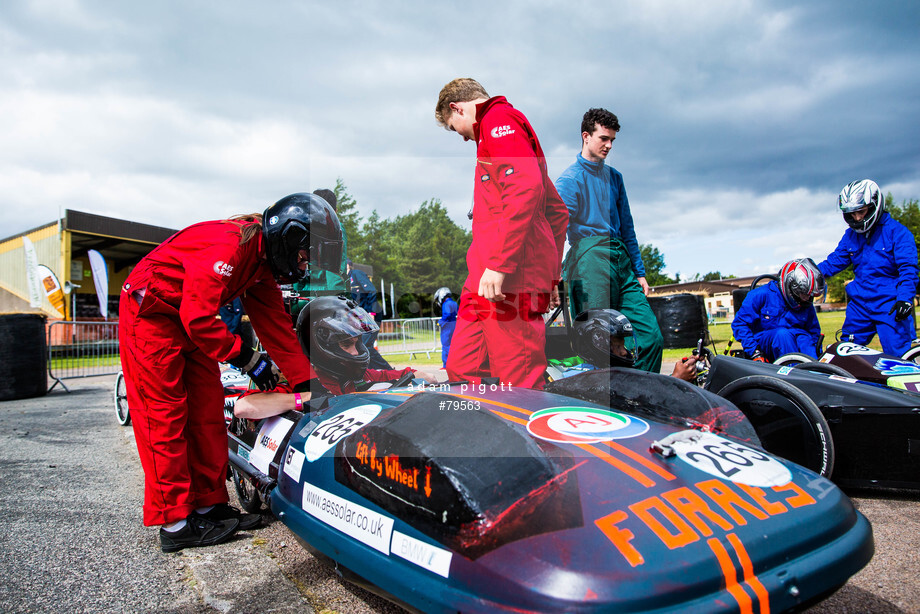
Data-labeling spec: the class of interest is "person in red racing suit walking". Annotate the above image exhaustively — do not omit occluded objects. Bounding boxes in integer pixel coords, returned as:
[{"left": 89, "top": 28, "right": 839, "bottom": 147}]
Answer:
[
  {"left": 119, "top": 192, "right": 343, "bottom": 552},
  {"left": 435, "top": 78, "right": 568, "bottom": 390}
]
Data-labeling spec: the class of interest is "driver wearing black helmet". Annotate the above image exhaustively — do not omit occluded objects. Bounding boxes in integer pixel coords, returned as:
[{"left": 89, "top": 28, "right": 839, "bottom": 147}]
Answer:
[
  {"left": 548, "top": 309, "right": 699, "bottom": 381},
  {"left": 234, "top": 296, "right": 439, "bottom": 420}
]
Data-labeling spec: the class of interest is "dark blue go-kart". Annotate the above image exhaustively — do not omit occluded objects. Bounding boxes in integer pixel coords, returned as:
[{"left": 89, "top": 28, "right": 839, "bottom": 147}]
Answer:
[{"left": 227, "top": 368, "right": 873, "bottom": 613}]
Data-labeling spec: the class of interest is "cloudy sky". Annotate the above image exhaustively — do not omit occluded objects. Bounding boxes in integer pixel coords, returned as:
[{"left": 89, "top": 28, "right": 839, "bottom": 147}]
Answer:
[{"left": 2, "top": 0, "right": 918, "bottom": 279}]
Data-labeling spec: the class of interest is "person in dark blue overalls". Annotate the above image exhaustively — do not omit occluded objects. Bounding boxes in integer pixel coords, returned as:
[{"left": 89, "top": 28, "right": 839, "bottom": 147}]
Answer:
[
  {"left": 348, "top": 260, "right": 392, "bottom": 369},
  {"left": 732, "top": 258, "right": 825, "bottom": 362},
  {"left": 818, "top": 179, "right": 919, "bottom": 356},
  {"left": 434, "top": 287, "right": 458, "bottom": 368},
  {"left": 219, "top": 297, "right": 244, "bottom": 336}
]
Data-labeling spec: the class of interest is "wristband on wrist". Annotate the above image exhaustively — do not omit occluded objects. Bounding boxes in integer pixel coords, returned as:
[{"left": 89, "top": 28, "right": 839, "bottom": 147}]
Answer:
[{"left": 294, "top": 392, "right": 303, "bottom": 411}]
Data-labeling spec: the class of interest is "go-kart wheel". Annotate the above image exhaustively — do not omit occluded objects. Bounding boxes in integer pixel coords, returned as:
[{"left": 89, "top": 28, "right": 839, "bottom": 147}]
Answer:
[
  {"left": 901, "top": 345, "right": 920, "bottom": 364},
  {"left": 114, "top": 371, "right": 131, "bottom": 426},
  {"left": 231, "top": 466, "right": 263, "bottom": 513},
  {"left": 717, "top": 375, "right": 834, "bottom": 478},
  {"left": 790, "top": 362, "right": 854, "bottom": 378},
  {"left": 773, "top": 352, "right": 816, "bottom": 367}
]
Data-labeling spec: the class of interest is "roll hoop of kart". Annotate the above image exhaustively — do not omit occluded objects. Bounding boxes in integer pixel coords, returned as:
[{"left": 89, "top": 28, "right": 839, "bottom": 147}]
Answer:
[{"left": 227, "top": 365, "right": 875, "bottom": 613}]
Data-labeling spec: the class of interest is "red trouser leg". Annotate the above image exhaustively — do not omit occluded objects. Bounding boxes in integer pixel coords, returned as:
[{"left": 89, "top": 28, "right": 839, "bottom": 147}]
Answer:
[
  {"left": 446, "top": 288, "right": 547, "bottom": 389},
  {"left": 119, "top": 292, "right": 228, "bottom": 526},
  {"left": 445, "top": 288, "right": 491, "bottom": 384}
]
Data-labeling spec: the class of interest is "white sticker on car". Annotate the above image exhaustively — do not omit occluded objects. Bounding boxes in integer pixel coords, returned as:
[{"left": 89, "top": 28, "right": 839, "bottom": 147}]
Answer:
[
  {"left": 304, "top": 404, "right": 383, "bottom": 462},
  {"left": 670, "top": 432, "right": 792, "bottom": 487},
  {"left": 302, "top": 483, "right": 394, "bottom": 554},
  {"left": 283, "top": 446, "right": 306, "bottom": 481},
  {"left": 249, "top": 416, "right": 295, "bottom": 474},
  {"left": 835, "top": 342, "right": 880, "bottom": 356},
  {"left": 391, "top": 530, "right": 452, "bottom": 578}
]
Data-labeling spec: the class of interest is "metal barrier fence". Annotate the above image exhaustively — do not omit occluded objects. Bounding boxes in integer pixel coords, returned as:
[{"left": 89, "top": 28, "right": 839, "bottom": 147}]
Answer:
[
  {"left": 48, "top": 321, "right": 121, "bottom": 392},
  {"left": 377, "top": 317, "right": 441, "bottom": 360}
]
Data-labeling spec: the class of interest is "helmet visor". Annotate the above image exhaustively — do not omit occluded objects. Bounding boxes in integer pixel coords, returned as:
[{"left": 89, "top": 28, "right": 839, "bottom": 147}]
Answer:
[{"left": 315, "top": 308, "right": 379, "bottom": 343}]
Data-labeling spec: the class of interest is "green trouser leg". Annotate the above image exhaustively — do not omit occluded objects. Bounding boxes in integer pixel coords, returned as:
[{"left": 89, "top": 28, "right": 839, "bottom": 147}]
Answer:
[{"left": 566, "top": 237, "right": 663, "bottom": 373}]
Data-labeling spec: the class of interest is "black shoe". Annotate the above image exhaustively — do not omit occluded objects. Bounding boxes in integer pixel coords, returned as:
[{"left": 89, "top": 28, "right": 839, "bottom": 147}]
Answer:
[
  {"left": 160, "top": 515, "right": 239, "bottom": 553},
  {"left": 195, "top": 503, "right": 261, "bottom": 531}
]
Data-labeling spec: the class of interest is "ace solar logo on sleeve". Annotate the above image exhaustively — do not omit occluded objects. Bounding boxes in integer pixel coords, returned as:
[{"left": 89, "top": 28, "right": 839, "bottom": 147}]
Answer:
[{"left": 526, "top": 407, "right": 649, "bottom": 443}]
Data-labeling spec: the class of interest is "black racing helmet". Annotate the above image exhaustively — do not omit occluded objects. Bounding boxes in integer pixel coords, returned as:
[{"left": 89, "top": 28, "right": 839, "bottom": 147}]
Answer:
[
  {"left": 296, "top": 295, "right": 379, "bottom": 382},
  {"left": 262, "top": 193, "right": 343, "bottom": 283},
  {"left": 572, "top": 308, "right": 637, "bottom": 368}
]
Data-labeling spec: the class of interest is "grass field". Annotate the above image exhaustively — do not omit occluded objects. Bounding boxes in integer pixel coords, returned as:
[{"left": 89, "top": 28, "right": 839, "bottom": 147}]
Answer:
[
  {"left": 381, "top": 310, "right": 888, "bottom": 370},
  {"left": 663, "top": 310, "right": 883, "bottom": 361}
]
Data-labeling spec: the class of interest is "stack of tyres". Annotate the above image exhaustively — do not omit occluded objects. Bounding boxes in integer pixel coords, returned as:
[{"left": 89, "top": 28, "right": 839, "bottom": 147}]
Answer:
[
  {"left": 648, "top": 293, "right": 709, "bottom": 349},
  {"left": 0, "top": 313, "right": 48, "bottom": 401},
  {"left": 732, "top": 288, "right": 750, "bottom": 315}
]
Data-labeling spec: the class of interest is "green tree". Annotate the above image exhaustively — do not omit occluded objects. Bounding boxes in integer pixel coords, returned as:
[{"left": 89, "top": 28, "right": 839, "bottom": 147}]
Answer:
[
  {"left": 701, "top": 271, "right": 734, "bottom": 282},
  {"left": 825, "top": 266, "right": 854, "bottom": 303},
  {"left": 640, "top": 243, "right": 676, "bottom": 287},
  {"left": 349, "top": 199, "right": 472, "bottom": 317},
  {"left": 391, "top": 200, "right": 471, "bottom": 315},
  {"left": 886, "top": 192, "right": 920, "bottom": 257},
  {"left": 332, "top": 178, "right": 362, "bottom": 252}
]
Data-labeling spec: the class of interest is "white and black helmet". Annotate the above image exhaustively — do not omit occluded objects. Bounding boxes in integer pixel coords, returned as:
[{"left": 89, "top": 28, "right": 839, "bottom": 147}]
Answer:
[
  {"left": 838, "top": 179, "right": 883, "bottom": 234},
  {"left": 434, "top": 287, "right": 452, "bottom": 307}
]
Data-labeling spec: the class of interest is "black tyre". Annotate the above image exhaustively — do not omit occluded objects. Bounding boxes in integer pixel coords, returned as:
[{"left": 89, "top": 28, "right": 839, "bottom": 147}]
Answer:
[
  {"left": 790, "top": 362, "right": 854, "bottom": 378},
  {"left": 749, "top": 274, "right": 779, "bottom": 290},
  {"left": 717, "top": 375, "right": 834, "bottom": 478},
  {"left": 901, "top": 345, "right": 920, "bottom": 364},
  {"left": 772, "top": 352, "right": 815, "bottom": 367},
  {"left": 231, "top": 466, "right": 263, "bottom": 513},
  {"left": 114, "top": 371, "right": 131, "bottom": 426}
]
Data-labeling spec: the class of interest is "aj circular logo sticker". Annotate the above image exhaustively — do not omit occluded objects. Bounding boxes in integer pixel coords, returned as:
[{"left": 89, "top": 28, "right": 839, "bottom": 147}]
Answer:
[{"left": 527, "top": 407, "right": 649, "bottom": 443}]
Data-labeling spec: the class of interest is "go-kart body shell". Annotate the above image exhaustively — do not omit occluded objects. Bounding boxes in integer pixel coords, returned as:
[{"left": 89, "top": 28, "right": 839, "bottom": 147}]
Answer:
[
  {"left": 228, "top": 370, "right": 872, "bottom": 613},
  {"left": 818, "top": 340, "right": 920, "bottom": 391},
  {"left": 706, "top": 351, "right": 920, "bottom": 490}
]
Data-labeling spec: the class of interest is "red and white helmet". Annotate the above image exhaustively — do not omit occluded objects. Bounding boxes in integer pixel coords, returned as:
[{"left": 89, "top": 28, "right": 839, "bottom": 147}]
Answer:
[
  {"left": 838, "top": 179, "right": 883, "bottom": 234},
  {"left": 779, "top": 258, "right": 826, "bottom": 309}
]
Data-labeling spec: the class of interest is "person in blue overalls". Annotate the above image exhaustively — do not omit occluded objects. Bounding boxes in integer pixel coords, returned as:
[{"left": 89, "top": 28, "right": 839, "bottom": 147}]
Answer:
[
  {"left": 348, "top": 260, "right": 391, "bottom": 369},
  {"left": 732, "top": 258, "right": 826, "bottom": 362},
  {"left": 818, "top": 179, "right": 919, "bottom": 356},
  {"left": 434, "top": 287, "right": 458, "bottom": 368}
]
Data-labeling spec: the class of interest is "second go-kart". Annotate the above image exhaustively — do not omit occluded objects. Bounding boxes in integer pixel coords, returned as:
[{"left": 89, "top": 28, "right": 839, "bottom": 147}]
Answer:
[
  {"left": 227, "top": 369, "right": 873, "bottom": 613},
  {"left": 703, "top": 341, "right": 920, "bottom": 491}
]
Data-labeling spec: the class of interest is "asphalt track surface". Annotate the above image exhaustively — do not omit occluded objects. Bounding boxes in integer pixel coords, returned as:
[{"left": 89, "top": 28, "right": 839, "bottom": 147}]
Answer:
[{"left": 0, "top": 374, "right": 917, "bottom": 614}]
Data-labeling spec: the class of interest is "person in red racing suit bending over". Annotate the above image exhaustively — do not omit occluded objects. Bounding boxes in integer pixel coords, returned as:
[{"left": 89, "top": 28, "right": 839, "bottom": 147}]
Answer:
[
  {"left": 234, "top": 295, "right": 439, "bottom": 419},
  {"left": 434, "top": 78, "right": 568, "bottom": 390},
  {"left": 119, "top": 192, "right": 342, "bottom": 553}
]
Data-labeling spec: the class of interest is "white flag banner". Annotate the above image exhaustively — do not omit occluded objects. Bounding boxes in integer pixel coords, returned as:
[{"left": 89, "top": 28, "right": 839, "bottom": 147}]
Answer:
[
  {"left": 36, "top": 265, "right": 66, "bottom": 317},
  {"left": 22, "top": 237, "right": 42, "bottom": 308},
  {"left": 87, "top": 249, "right": 109, "bottom": 319}
]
